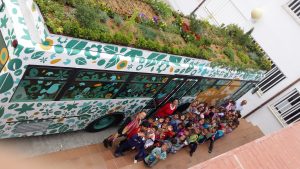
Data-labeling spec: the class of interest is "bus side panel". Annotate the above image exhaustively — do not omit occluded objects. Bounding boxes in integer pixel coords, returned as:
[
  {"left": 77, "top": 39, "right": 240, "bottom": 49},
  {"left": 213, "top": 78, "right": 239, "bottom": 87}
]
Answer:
[{"left": 0, "top": 98, "right": 150, "bottom": 138}]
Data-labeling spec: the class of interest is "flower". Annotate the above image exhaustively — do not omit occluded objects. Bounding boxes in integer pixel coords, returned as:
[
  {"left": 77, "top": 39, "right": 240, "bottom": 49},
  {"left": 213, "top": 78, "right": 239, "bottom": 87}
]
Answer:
[
  {"left": 127, "top": 64, "right": 133, "bottom": 70},
  {"left": 0, "top": 48, "right": 8, "bottom": 65},
  {"left": 153, "top": 16, "right": 159, "bottom": 24},
  {"left": 84, "top": 44, "right": 102, "bottom": 60},
  {"left": 5, "top": 29, "right": 16, "bottom": 46},
  {"left": 40, "top": 38, "right": 53, "bottom": 50},
  {"left": 116, "top": 60, "right": 128, "bottom": 70},
  {"left": 57, "top": 37, "right": 68, "bottom": 44},
  {"left": 39, "top": 57, "right": 48, "bottom": 63}
]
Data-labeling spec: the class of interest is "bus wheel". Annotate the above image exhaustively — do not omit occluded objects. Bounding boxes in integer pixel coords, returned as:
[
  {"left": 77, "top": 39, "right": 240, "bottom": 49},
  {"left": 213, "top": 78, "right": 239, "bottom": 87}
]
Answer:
[{"left": 85, "top": 113, "right": 124, "bottom": 132}]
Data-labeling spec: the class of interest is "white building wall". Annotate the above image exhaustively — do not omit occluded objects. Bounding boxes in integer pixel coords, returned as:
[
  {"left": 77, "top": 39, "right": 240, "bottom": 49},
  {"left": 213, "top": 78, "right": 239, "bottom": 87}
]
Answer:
[{"left": 166, "top": 0, "right": 300, "bottom": 134}]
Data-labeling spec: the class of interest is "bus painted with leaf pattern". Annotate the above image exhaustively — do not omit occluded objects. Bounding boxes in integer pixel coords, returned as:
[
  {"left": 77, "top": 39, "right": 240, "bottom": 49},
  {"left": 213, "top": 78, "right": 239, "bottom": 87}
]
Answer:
[{"left": 0, "top": 0, "right": 264, "bottom": 138}]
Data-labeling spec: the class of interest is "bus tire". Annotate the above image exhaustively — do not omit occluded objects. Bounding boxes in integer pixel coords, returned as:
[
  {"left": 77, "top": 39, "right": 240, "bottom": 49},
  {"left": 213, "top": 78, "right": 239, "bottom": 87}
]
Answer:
[{"left": 85, "top": 113, "right": 124, "bottom": 132}]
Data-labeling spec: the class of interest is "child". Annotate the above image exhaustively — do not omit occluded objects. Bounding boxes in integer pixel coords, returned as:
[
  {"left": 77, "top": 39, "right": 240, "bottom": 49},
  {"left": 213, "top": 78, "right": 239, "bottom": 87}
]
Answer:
[
  {"left": 171, "top": 135, "right": 187, "bottom": 153},
  {"left": 114, "top": 131, "right": 145, "bottom": 157},
  {"left": 155, "top": 118, "right": 165, "bottom": 128},
  {"left": 144, "top": 143, "right": 168, "bottom": 167},
  {"left": 147, "top": 117, "right": 155, "bottom": 127},
  {"left": 197, "top": 129, "right": 207, "bottom": 144},
  {"left": 206, "top": 127, "right": 217, "bottom": 153},
  {"left": 134, "top": 127, "right": 156, "bottom": 163},
  {"left": 188, "top": 129, "right": 199, "bottom": 156},
  {"left": 164, "top": 117, "right": 171, "bottom": 124}
]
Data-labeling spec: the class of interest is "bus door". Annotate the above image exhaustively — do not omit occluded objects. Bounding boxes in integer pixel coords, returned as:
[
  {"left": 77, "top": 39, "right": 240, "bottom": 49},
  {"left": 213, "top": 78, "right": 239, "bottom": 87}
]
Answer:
[
  {"left": 168, "top": 79, "right": 198, "bottom": 101},
  {"left": 143, "top": 78, "right": 185, "bottom": 115}
]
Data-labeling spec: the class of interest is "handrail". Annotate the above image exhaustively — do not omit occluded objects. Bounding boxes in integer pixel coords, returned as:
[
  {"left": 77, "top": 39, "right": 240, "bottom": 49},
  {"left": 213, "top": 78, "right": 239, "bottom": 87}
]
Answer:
[{"left": 243, "top": 78, "right": 300, "bottom": 118}]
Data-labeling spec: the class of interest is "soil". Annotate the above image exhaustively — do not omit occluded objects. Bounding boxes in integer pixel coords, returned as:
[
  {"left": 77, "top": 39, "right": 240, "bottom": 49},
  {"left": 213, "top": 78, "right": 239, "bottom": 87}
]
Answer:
[{"left": 100, "top": 0, "right": 157, "bottom": 18}]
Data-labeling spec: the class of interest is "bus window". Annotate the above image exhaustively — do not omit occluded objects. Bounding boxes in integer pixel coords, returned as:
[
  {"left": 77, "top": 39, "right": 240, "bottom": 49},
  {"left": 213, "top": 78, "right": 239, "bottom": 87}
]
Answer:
[
  {"left": 215, "top": 80, "right": 247, "bottom": 105},
  {"left": 0, "top": 31, "right": 9, "bottom": 72},
  {"left": 154, "top": 78, "right": 184, "bottom": 104},
  {"left": 116, "top": 74, "right": 168, "bottom": 98},
  {"left": 170, "top": 79, "right": 198, "bottom": 99},
  {"left": 62, "top": 70, "right": 129, "bottom": 100},
  {"left": 231, "top": 82, "right": 254, "bottom": 100},
  {"left": 11, "top": 67, "right": 72, "bottom": 102},
  {"left": 184, "top": 78, "right": 217, "bottom": 97},
  {"left": 195, "top": 79, "right": 239, "bottom": 105}
]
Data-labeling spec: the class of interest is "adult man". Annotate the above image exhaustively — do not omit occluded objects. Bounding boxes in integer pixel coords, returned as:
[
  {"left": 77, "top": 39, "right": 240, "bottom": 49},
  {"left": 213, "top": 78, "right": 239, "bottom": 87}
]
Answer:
[{"left": 235, "top": 100, "right": 247, "bottom": 112}]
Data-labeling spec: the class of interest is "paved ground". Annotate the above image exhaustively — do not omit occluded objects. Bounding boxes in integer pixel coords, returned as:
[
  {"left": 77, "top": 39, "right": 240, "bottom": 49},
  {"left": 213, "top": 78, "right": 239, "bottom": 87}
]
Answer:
[
  {"left": 0, "top": 127, "right": 117, "bottom": 157},
  {"left": 27, "top": 119, "right": 264, "bottom": 169}
]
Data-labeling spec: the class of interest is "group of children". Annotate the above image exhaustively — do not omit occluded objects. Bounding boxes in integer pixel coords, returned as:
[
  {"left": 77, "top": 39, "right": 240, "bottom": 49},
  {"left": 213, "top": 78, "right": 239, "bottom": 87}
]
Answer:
[{"left": 108, "top": 99, "right": 245, "bottom": 167}]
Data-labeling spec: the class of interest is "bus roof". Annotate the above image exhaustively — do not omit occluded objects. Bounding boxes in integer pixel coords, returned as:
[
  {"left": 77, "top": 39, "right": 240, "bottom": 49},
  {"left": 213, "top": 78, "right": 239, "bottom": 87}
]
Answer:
[{"left": 2, "top": 0, "right": 265, "bottom": 82}]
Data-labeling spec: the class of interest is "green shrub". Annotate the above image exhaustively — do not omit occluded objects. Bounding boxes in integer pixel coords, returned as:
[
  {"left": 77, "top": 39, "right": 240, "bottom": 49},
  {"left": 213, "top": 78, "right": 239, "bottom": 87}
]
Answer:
[
  {"left": 138, "top": 25, "right": 157, "bottom": 40},
  {"left": 62, "top": 19, "right": 80, "bottom": 35},
  {"left": 96, "top": 24, "right": 110, "bottom": 33},
  {"left": 75, "top": 3, "right": 100, "bottom": 28},
  {"left": 200, "top": 48, "right": 214, "bottom": 60},
  {"left": 113, "top": 32, "right": 133, "bottom": 46},
  {"left": 136, "top": 36, "right": 148, "bottom": 49},
  {"left": 99, "top": 10, "right": 109, "bottom": 23},
  {"left": 136, "top": 36, "right": 162, "bottom": 51},
  {"left": 182, "top": 32, "right": 196, "bottom": 43},
  {"left": 190, "top": 14, "right": 202, "bottom": 35},
  {"left": 99, "top": 32, "right": 113, "bottom": 43},
  {"left": 223, "top": 47, "right": 235, "bottom": 61},
  {"left": 225, "top": 24, "right": 244, "bottom": 42},
  {"left": 144, "top": 0, "right": 173, "bottom": 18},
  {"left": 181, "top": 43, "right": 201, "bottom": 57},
  {"left": 164, "top": 24, "right": 180, "bottom": 34},
  {"left": 237, "top": 51, "right": 250, "bottom": 64},
  {"left": 257, "top": 57, "right": 272, "bottom": 70},
  {"left": 113, "top": 14, "right": 124, "bottom": 26},
  {"left": 199, "top": 36, "right": 212, "bottom": 46}
]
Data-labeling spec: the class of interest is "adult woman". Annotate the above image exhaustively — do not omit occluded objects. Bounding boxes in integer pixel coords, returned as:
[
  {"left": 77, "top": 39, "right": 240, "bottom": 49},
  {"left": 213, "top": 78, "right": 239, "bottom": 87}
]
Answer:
[
  {"left": 155, "top": 98, "right": 179, "bottom": 118},
  {"left": 183, "top": 100, "right": 199, "bottom": 115},
  {"left": 103, "top": 111, "right": 147, "bottom": 148}
]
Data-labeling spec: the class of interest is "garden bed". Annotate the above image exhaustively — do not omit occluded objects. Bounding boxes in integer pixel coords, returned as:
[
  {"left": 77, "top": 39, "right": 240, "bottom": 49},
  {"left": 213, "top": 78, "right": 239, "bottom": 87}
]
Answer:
[{"left": 34, "top": 0, "right": 271, "bottom": 70}]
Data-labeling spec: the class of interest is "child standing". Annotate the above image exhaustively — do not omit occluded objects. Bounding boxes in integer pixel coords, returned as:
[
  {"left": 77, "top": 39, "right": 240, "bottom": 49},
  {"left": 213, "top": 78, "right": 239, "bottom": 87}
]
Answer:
[{"left": 188, "top": 129, "right": 199, "bottom": 156}]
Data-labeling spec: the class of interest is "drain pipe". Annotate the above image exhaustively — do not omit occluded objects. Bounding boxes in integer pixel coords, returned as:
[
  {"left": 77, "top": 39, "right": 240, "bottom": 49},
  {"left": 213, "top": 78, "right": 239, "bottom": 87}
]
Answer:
[{"left": 243, "top": 78, "right": 300, "bottom": 119}]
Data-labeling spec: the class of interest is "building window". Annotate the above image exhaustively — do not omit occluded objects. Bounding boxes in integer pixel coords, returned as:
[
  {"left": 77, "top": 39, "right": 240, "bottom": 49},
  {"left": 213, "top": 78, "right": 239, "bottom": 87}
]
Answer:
[
  {"left": 284, "top": 0, "right": 300, "bottom": 24},
  {"left": 270, "top": 89, "right": 300, "bottom": 126},
  {"left": 253, "top": 65, "right": 286, "bottom": 95}
]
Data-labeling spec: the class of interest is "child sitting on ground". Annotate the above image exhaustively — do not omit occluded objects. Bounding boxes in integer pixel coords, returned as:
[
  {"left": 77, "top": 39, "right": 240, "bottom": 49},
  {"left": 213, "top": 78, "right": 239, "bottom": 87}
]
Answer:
[
  {"left": 144, "top": 143, "right": 168, "bottom": 167},
  {"left": 171, "top": 135, "right": 187, "bottom": 153}
]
